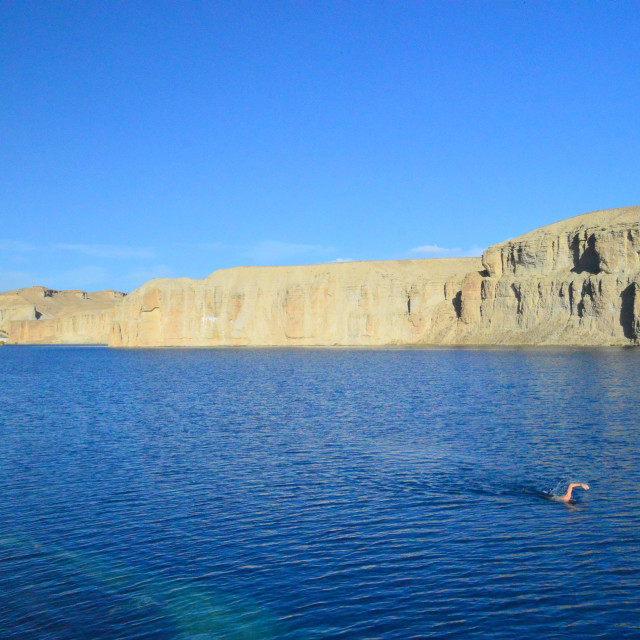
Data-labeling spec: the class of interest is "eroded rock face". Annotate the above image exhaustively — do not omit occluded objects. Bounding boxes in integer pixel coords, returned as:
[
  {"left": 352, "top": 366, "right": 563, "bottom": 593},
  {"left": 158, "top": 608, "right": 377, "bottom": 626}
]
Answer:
[
  {"left": 6, "top": 207, "right": 640, "bottom": 347},
  {"left": 110, "top": 260, "right": 480, "bottom": 347},
  {"left": 2, "top": 287, "right": 125, "bottom": 344},
  {"left": 109, "top": 207, "right": 640, "bottom": 348},
  {"left": 453, "top": 207, "right": 640, "bottom": 345}
]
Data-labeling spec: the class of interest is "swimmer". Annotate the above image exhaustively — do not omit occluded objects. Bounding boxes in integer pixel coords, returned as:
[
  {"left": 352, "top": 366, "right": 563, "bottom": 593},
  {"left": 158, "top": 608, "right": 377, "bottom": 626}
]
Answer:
[{"left": 551, "top": 482, "right": 589, "bottom": 503}]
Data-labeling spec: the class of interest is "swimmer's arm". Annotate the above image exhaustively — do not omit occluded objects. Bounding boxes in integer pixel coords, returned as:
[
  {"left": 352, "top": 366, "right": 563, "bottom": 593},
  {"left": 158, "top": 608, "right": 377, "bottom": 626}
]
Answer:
[{"left": 561, "top": 483, "right": 590, "bottom": 501}]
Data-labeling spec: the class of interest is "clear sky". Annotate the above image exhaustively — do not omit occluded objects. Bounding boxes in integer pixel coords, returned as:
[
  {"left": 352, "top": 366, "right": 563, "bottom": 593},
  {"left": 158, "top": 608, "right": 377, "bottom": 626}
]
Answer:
[{"left": 2, "top": 1, "right": 639, "bottom": 293}]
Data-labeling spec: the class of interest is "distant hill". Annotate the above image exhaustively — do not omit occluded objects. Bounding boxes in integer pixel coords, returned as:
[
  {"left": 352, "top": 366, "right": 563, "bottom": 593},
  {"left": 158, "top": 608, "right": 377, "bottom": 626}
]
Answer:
[{"left": 1, "top": 287, "right": 125, "bottom": 344}]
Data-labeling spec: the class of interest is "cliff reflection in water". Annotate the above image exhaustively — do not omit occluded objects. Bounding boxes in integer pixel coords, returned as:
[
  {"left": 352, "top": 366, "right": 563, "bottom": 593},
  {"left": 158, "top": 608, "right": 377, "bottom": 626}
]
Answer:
[{"left": 1, "top": 346, "right": 639, "bottom": 639}]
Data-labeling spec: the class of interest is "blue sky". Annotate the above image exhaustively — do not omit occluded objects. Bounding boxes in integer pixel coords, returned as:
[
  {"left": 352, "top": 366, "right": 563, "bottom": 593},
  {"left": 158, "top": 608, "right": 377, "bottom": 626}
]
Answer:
[{"left": 2, "top": 1, "right": 639, "bottom": 292}]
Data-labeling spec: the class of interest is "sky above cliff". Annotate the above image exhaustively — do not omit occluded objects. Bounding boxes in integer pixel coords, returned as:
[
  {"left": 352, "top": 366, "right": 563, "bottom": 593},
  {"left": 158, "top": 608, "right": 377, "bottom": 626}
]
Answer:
[{"left": 2, "top": 1, "right": 640, "bottom": 292}]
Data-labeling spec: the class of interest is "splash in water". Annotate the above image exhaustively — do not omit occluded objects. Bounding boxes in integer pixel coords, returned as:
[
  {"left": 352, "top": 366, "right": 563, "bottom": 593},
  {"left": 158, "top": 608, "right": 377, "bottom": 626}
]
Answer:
[{"left": 549, "top": 480, "right": 590, "bottom": 503}]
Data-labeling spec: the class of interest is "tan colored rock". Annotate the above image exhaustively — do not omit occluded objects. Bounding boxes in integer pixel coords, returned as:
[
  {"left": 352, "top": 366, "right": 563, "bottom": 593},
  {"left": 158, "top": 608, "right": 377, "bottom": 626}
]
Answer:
[
  {"left": 1, "top": 286, "right": 125, "bottom": 344},
  {"left": 458, "top": 271, "right": 483, "bottom": 325},
  {"left": 481, "top": 207, "right": 640, "bottom": 277},
  {"left": 110, "top": 206, "right": 640, "bottom": 348},
  {"left": 6, "top": 206, "right": 640, "bottom": 347},
  {"left": 455, "top": 206, "right": 640, "bottom": 345},
  {"left": 110, "top": 260, "right": 481, "bottom": 347}
]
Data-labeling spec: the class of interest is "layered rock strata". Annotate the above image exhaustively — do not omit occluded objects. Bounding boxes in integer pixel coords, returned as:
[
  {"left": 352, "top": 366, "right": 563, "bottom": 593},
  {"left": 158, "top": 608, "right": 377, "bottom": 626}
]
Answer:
[
  {"left": 5, "top": 207, "right": 640, "bottom": 347},
  {"left": 110, "top": 259, "right": 481, "bottom": 347},
  {"left": 1, "top": 287, "right": 125, "bottom": 344},
  {"left": 109, "top": 207, "right": 640, "bottom": 348},
  {"left": 451, "top": 206, "right": 640, "bottom": 345}
]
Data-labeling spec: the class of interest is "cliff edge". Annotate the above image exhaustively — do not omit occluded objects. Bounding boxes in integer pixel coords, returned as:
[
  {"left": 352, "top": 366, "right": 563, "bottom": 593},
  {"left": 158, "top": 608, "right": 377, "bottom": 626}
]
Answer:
[
  {"left": 109, "top": 206, "right": 640, "bottom": 347},
  {"left": 110, "top": 259, "right": 480, "bottom": 347},
  {"left": 6, "top": 206, "right": 640, "bottom": 347},
  {"left": 453, "top": 206, "right": 640, "bottom": 345}
]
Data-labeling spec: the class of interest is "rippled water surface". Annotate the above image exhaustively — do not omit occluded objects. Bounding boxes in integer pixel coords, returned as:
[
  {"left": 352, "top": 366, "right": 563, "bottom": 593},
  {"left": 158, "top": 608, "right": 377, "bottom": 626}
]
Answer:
[{"left": 1, "top": 346, "right": 640, "bottom": 639}]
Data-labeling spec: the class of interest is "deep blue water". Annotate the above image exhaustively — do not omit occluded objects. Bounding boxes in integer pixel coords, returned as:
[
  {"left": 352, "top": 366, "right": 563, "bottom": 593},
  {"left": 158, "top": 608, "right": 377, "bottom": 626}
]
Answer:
[{"left": 1, "top": 346, "right": 640, "bottom": 639}]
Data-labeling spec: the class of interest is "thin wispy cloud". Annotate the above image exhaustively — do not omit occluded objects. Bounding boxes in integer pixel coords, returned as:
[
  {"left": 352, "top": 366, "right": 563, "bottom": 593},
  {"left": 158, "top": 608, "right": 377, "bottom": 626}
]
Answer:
[
  {"left": 177, "top": 239, "right": 337, "bottom": 265},
  {"left": 410, "top": 244, "right": 461, "bottom": 255},
  {"left": 409, "top": 244, "right": 484, "bottom": 258},
  {"left": 242, "top": 240, "right": 335, "bottom": 264},
  {"left": 180, "top": 241, "right": 224, "bottom": 251},
  {"left": 57, "top": 266, "right": 111, "bottom": 289},
  {"left": 53, "top": 243, "right": 155, "bottom": 260},
  {"left": 0, "top": 240, "right": 37, "bottom": 253},
  {"left": 334, "top": 257, "right": 356, "bottom": 263}
]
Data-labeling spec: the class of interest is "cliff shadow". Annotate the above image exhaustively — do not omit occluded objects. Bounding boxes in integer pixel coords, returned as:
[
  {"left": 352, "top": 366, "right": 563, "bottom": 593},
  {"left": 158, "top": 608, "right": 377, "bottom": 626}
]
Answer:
[
  {"left": 452, "top": 291, "right": 462, "bottom": 319},
  {"left": 570, "top": 234, "right": 600, "bottom": 274},
  {"left": 620, "top": 284, "right": 637, "bottom": 340}
]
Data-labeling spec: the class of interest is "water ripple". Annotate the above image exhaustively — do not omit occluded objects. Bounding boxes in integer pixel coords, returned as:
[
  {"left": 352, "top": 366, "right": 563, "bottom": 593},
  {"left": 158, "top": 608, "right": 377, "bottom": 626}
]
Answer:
[{"left": 1, "top": 346, "right": 640, "bottom": 638}]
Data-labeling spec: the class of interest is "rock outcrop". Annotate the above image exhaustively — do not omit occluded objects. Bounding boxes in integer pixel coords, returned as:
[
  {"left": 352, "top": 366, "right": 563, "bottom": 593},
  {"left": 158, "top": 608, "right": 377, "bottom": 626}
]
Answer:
[
  {"left": 109, "top": 206, "right": 640, "bottom": 348},
  {"left": 1, "top": 287, "right": 125, "bottom": 344},
  {"left": 109, "top": 259, "right": 481, "bottom": 347},
  {"left": 5, "top": 207, "right": 640, "bottom": 347},
  {"left": 451, "top": 206, "right": 640, "bottom": 345}
]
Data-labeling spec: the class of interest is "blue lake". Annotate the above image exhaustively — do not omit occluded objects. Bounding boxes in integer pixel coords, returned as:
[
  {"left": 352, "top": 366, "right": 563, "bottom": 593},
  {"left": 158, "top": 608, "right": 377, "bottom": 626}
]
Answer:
[{"left": 1, "top": 346, "right": 639, "bottom": 639}]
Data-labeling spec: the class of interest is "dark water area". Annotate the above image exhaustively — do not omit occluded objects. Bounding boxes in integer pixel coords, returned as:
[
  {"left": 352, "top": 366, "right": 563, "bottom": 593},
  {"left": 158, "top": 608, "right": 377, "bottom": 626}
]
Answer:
[{"left": 1, "top": 346, "right": 639, "bottom": 639}]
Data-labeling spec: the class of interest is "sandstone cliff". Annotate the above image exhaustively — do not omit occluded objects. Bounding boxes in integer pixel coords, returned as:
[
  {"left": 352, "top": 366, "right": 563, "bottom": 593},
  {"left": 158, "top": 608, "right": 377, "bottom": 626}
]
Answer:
[
  {"left": 110, "top": 259, "right": 481, "bottom": 347},
  {"left": 6, "top": 207, "right": 640, "bottom": 347},
  {"left": 452, "top": 206, "right": 640, "bottom": 345},
  {"left": 1, "top": 287, "right": 125, "bottom": 344},
  {"left": 109, "top": 206, "right": 640, "bottom": 348}
]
